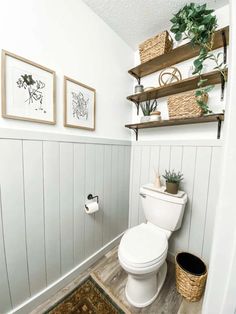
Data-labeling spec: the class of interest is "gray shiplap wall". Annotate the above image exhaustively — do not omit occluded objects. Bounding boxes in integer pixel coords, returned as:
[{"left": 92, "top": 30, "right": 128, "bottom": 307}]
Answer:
[
  {"left": 129, "top": 140, "right": 222, "bottom": 264},
  {"left": 0, "top": 137, "right": 130, "bottom": 314}
]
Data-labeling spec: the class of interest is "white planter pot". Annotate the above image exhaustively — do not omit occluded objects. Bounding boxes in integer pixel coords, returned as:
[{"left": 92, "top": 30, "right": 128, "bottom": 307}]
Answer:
[{"left": 140, "top": 116, "right": 151, "bottom": 123}]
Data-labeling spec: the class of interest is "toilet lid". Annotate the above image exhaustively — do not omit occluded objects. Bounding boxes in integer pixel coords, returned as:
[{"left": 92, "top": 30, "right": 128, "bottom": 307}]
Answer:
[{"left": 119, "top": 223, "right": 168, "bottom": 267}]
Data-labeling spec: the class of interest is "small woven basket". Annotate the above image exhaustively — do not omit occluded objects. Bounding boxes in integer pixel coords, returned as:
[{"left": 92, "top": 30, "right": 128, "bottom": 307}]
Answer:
[
  {"left": 168, "top": 90, "right": 207, "bottom": 120},
  {"left": 175, "top": 252, "right": 207, "bottom": 302},
  {"left": 139, "top": 31, "right": 173, "bottom": 63}
]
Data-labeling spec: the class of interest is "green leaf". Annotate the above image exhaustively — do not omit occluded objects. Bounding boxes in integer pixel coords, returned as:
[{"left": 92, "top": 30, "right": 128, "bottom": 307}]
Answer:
[{"left": 175, "top": 32, "right": 182, "bottom": 41}]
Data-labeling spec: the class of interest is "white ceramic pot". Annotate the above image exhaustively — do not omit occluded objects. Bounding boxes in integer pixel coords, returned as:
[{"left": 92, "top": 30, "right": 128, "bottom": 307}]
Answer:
[{"left": 140, "top": 116, "right": 151, "bottom": 123}]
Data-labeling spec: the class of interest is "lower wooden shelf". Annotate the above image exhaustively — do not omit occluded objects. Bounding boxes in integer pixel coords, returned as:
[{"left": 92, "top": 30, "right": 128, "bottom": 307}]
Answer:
[{"left": 125, "top": 114, "right": 224, "bottom": 140}]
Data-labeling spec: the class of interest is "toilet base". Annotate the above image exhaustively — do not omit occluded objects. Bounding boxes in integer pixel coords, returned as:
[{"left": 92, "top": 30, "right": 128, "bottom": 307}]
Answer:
[{"left": 125, "top": 261, "right": 167, "bottom": 308}]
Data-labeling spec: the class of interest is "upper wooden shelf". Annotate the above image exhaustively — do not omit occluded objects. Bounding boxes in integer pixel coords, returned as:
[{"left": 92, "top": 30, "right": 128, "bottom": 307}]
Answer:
[
  {"left": 127, "top": 69, "right": 228, "bottom": 103},
  {"left": 128, "top": 26, "right": 229, "bottom": 79}
]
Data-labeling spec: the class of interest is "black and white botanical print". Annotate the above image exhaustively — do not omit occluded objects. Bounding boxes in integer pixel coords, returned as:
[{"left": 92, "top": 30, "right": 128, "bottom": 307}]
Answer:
[
  {"left": 71, "top": 91, "right": 89, "bottom": 120},
  {"left": 16, "top": 74, "right": 46, "bottom": 113}
]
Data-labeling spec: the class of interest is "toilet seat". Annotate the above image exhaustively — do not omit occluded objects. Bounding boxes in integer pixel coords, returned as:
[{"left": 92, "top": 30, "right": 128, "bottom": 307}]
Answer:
[{"left": 119, "top": 223, "right": 168, "bottom": 268}]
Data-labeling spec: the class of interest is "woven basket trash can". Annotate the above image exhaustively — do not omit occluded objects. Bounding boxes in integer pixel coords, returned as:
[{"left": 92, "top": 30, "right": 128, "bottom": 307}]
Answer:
[{"left": 175, "top": 252, "right": 207, "bottom": 302}]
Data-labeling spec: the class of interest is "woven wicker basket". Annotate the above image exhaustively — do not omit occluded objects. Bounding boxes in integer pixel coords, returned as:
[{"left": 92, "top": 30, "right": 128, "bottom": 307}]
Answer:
[
  {"left": 175, "top": 252, "right": 207, "bottom": 302},
  {"left": 139, "top": 31, "right": 173, "bottom": 63},
  {"left": 168, "top": 90, "right": 207, "bottom": 120}
]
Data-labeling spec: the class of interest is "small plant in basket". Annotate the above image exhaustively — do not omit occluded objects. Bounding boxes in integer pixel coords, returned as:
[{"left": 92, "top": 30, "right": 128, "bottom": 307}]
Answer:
[{"left": 163, "top": 170, "right": 183, "bottom": 194}]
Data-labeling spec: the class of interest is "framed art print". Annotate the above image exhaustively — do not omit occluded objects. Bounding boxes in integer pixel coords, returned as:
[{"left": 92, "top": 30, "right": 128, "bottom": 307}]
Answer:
[
  {"left": 1, "top": 50, "right": 56, "bottom": 124},
  {"left": 64, "top": 76, "right": 96, "bottom": 130}
]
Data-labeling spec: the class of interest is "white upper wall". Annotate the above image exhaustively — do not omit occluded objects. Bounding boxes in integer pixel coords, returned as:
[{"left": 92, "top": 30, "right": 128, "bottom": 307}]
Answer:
[
  {"left": 0, "top": 0, "right": 134, "bottom": 140},
  {"left": 131, "top": 4, "right": 229, "bottom": 141}
]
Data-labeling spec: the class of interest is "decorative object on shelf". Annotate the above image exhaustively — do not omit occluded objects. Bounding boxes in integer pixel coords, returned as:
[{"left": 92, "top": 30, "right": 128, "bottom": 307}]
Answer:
[
  {"left": 134, "top": 84, "right": 144, "bottom": 94},
  {"left": 64, "top": 76, "right": 96, "bottom": 130},
  {"left": 140, "top": 99, "right": 158, "bottom": 122},
  {"left": 1, "top": 50, "right": 56, "bottom": 124},
  {"left": 170, "top": 3, "right": 227, "bottom": 113},
  {"left": 168, "top": 90, "right": 208, "bottom": 119},
  {"left": 163, "top": 169, "right": 183, "bottom": 195},
  {"left": 158, "top": 66, "right": 182, "bottom": 86},
  {"left": 144, "top": 87, "right": 155, "bottom": 92},
  {"left": 154, "top": 169, "right": 161, "bottom": 188},
  {"left": 150, "top": 110, "right": 161, "bottom": 121},
  {"left": 139, "top": 31, "right": 173, "bottom": 63}
]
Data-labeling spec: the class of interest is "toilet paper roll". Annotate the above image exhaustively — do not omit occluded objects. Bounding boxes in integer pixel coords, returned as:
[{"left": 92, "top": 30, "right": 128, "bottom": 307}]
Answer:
[{"left": 85, "top": 201, "right": 99, "bottom": 214}]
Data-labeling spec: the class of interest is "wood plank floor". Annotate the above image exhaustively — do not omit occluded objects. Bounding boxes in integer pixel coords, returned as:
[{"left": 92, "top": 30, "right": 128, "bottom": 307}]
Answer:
[{"left": 31, "top": 247, "right": 203, "bottom": 314}]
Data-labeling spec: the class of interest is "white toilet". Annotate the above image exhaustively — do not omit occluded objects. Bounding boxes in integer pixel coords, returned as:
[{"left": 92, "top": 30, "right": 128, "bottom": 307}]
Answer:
[{"left": 118, "top": 184, "right": 187, "bottom": 308}]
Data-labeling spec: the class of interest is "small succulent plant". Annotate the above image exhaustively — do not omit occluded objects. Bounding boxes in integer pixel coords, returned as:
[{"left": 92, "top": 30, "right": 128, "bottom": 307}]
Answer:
[
  {"left": 163, "top": 170, "right": 184, "bottom": 184},
  {"left": 140, "top": 99, "right": 158, "bottom": 116}
]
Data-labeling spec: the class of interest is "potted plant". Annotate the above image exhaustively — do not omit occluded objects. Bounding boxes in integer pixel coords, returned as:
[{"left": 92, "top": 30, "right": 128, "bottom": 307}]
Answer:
[
  {"left": 163, "top": 170, "right": 183, "bottom": 194},
  {"left": 170, "top": 3, "right": 227, "bottom": 113},
  {"left": 140, "top": 99, "right": 158, "bottom": 122}
]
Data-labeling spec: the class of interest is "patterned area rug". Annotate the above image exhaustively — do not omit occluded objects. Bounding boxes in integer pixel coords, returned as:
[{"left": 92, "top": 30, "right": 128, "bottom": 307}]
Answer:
[{"left": 44, "top": 276, "right": 124, "bottom": 314}]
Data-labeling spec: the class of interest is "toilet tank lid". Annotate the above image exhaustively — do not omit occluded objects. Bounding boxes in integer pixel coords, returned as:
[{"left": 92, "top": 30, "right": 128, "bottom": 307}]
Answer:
[{"left": 140, "top": 184, "right": 187, "bottom": 205}]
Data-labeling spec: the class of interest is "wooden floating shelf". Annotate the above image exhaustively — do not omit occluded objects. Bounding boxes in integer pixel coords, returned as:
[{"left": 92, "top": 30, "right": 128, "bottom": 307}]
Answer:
[
  {"left": 125, "top": 114, "right": 224, "bottom": 140},
  {"left": 128, "top": 26, "right": 229, "bottom": 79},
  {"left": 127, "top": 69, "right": 228, "bottom": 103}
]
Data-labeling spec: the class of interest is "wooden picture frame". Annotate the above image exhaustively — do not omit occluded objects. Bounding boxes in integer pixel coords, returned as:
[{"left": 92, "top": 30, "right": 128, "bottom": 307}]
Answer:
[
  {"left": 64, "top": 76, "right": 96, "bottom": 131},
  {"left": 1, "top": 50, "right": 56, "bottom": 124}
]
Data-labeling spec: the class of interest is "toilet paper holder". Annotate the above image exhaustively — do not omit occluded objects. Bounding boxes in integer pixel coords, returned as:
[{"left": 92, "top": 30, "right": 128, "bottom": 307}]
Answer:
[{"left": 87, "top": 194, "right": 99, "bottom": 203}]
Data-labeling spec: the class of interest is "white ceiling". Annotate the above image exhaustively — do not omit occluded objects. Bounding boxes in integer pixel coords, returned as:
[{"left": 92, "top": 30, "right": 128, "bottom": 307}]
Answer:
[{"left": 82, "top": 0, "right": 228, "bottom": 49}]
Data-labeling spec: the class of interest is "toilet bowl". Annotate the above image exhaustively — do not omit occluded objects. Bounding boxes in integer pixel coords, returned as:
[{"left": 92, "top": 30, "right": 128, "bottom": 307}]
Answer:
[
  {"left": 118, "top": 184, "right": 187, "bottom": 307},
  {"left": 118, "top": 223, "right": 168, "bottom": 307}
]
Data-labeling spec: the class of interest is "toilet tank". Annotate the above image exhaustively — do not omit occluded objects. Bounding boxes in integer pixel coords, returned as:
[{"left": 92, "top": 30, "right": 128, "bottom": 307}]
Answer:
[{"left": 140, "top": 184, "right": 187, "bottom": 231}]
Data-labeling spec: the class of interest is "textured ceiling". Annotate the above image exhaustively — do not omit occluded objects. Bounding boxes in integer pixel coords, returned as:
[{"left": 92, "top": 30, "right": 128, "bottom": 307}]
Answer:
[{"left": 82, "top": 0, "right": 228, "bottom": 49}]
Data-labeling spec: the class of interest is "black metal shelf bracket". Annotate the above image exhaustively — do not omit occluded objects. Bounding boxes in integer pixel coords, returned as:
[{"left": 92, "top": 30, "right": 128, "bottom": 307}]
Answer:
[
  {"left": 222, "top": 30, "right": 227, "bottom": 64},
  {"left": 217, "top": 117, "right": 222, "bottom": 139},
  {"left": 132, "top": 128, "right": 138, "bottom": 141},
  {"left": 133, "top": 100, "right": 140, "bottom": 115},
  {"left": 220, "top": 30, "right": 227, "bottom": 101}
]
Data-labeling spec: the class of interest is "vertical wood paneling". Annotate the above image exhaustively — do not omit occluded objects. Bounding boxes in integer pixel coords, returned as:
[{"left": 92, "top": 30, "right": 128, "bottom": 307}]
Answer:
[
  {"left": 170, "top": 147, "right": 196, "bottom": 254},
  {"left": 0, "top": 137, "right": 130, "bottom": 313},
  {"left": 169, "top": 146, "right": 183, "bottom": 253},
  {"left": 94, "top": 145, "right": 104, "bottom": 251},
  {"left": 202, "top": 147, "right": 222, "bottom": 261},
  {"left": 117, "top": 146, "right": 126, "bottom": 235},
  {"left": 0, "top": 140, "right": 30, "bottom": 307},
  {"left": 149, "top": 146, "right": 160, "bottom": 183},
  {"left": 123, "top": 146, "right": 131, "bottom": 231},
  {"left": 23, "top": 141, "right": 46, "bottom": 294},
  {"left": 138, "top": 146, "right": 151, "bottom": 223},
  {"left": 103, "top": 145, "right": 112, "bottom": 245},
  {"left": 60, "top": 143, "right": 74, "bottom": 274},
  {"left": 189, "top": 147, "right": 212, "bottom": 257},
  {"left": 84, "top": 144, "right": 96, "bottom": 257},
  {"left": 43, "top": 141, "right": 61, "bottom": 284},
  {"left": 0, "top": 188, "right": 12, "bottom": 314},
  {"left": 74, "top": 144, "right": 86, "bottom": 264},
  {"left": 129, "top": 146, "right": 142, "bottom": 227},
  {"left": 159, "top": 146, "right": 171, "bottom": 185},
  {"left": 111, "top": 146, "right": 119, "bottom": 237}
]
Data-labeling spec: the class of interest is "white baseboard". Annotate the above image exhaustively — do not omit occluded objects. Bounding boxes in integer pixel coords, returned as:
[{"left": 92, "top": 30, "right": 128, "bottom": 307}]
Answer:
[{"left": 10, "top": 233, "right": 123, "bottom": 314}]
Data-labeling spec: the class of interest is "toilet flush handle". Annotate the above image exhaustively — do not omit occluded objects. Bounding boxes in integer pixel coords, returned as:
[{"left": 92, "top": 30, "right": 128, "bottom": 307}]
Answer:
[{"left": 139, "top": 193, "right": 146, "bottom": 198}]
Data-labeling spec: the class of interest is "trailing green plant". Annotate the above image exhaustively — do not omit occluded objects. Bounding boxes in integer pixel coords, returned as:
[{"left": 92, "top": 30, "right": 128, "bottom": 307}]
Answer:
[
  {"left": 140, "top": 99, "right": 158, "bottom": 116},
  {"left": 170, "top": 3, "right": 227, "bottom": 113},
  {"left": 163, "top": 170, "right": 184, "bottom": 184}
]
